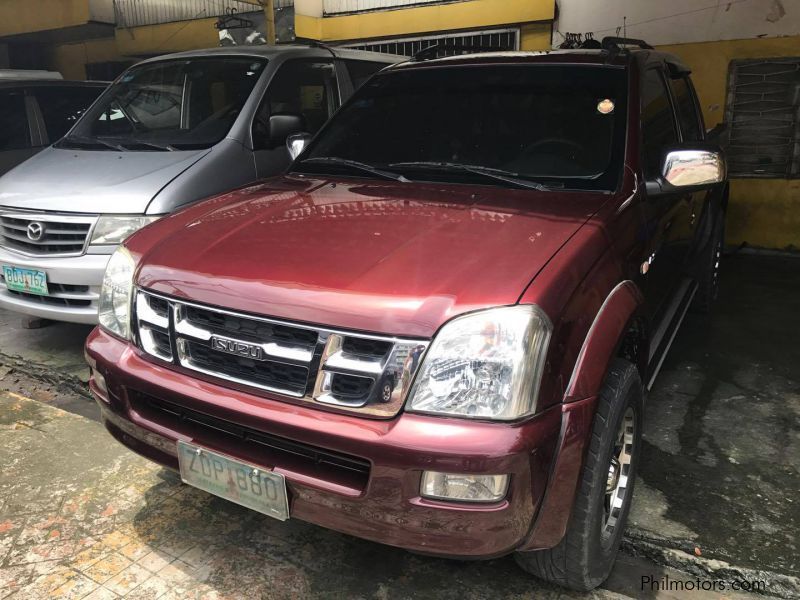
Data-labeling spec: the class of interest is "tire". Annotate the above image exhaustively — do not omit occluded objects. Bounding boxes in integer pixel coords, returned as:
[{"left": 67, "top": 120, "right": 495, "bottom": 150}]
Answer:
[
  {"left": 515, "top": 358, "right": 643, "bottom": 591},
  {"left": 692, "top": 215, "right": 724, "bottom": 314}
]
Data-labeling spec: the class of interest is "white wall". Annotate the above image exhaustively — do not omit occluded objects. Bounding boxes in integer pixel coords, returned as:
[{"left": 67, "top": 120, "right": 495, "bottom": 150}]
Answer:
[
  {"left": 296, "top": 0, "right": 324, "bottom": 17},
  {"left": 554, "top": 0, "right": 800, "bottom": 47},
  {"left": 89, "top": 0, "right": 116, "bottom": 24}
]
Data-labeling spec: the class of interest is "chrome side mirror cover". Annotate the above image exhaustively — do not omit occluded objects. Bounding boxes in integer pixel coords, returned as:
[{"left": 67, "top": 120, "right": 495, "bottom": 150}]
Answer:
[
  {"left": 287, "top": 133, "right": 313, "bottom": 161},
  {"left": 662, "top": 149, "right": 726, "bottom": 187}
]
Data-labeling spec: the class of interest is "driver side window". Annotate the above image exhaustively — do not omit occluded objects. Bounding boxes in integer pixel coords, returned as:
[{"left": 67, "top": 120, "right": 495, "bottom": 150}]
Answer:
[
  {"left": 253, "top": 59, "right": 337, "bottom": 149},
  {"left": 641, "top": 68, "right": 679, "bottom": 179}
]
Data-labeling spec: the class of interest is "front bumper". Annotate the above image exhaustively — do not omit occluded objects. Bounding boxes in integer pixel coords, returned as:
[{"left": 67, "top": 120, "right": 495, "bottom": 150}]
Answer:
[
  {"left": 85, "top": 326, "right": 572, "bottom": 558},
  {"left": 0, "top": 247, "right": 110, "bottom": 323}
]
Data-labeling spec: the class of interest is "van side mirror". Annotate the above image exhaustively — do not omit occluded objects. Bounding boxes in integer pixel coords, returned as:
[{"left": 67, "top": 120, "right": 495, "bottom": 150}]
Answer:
[
  {"left": 646, "top": 146, "right": 726, "bottom": 197},
  {"left": 287, "top": 133, "right": 312, "bottom": 160},
  {"left": 268, "top": 113, "right": 306, "bottom": 149}
]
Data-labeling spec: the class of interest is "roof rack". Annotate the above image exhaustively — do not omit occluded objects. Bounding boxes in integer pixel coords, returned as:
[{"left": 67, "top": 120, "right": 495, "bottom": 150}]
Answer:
[
  {"left": 304, "top": 39, "right": 338, "bottom": 58},
  {"left": 601, "top": 36, "right": 654, "bottom": 51},
  {"left": 411, "top": 43, "right": 507, "bottom": 62}
]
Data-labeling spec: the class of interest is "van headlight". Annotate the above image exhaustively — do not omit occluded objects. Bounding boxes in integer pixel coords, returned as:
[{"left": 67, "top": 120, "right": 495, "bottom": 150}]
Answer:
[
  {"left": 98, "top": 246, "right": 136, "bottom": 340},
  {"left": 90, "top": 216, "right": 161, "bottom": 246},
  {"left": 407, "top": 306, "right": 551, "bottom": 421}
]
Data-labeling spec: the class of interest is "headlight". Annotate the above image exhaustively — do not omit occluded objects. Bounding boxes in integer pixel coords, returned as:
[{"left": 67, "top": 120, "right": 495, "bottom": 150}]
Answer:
[
  {"left": 98, "top": 246, "right": 136, "bottom": 339},
  {"left": 407, "top": 305, "right": 551, "bottom": 421},
  {"left": 90, "top": 216, "right": 161, "bottom": 245}
]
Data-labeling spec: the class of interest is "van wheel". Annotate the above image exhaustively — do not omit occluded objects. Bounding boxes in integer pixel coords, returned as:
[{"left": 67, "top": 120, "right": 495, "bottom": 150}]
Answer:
[
  {"left": 515, "top": 359, "right": 643, "bottom": 591},
  {"left": 692, "top": 215, "right": 724, "bottom": 314}
]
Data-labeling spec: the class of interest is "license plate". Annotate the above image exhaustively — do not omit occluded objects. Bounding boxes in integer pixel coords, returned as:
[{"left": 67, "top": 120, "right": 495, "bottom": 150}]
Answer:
[
  {"left": 177, "top": 441, "right": 289, "bottom": 521},
  {"left": 2, "top": 265, "right": 48, "bottom": 295}
]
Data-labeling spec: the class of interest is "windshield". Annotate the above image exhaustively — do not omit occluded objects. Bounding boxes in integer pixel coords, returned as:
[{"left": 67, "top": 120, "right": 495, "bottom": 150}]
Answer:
[
  {"left": 294, "top": 65, "right": 628, "bottom": 191},
  {"left": 61, "top": 57, "right": 266, "bottom": 151}
]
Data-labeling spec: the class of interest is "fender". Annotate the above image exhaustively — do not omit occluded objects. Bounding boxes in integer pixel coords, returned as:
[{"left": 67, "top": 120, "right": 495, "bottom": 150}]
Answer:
[
  {"left": 564, "top": 279, "right": 644, "bottom": 403},
  {"left": 520, "top": 279, "right": 644, "bottom": 550}
]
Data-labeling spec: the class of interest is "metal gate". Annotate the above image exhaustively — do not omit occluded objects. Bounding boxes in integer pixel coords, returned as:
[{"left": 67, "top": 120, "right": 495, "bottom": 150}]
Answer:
[{"left": 341, "top": 28, "right": 519, "bottom": 57}]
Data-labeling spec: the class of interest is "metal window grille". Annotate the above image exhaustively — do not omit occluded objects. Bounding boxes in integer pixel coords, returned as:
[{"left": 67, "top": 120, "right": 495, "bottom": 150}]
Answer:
[
  {"left": 324, "top": 0, "right": 454, "bottom": 15},
  {"left": 340, "top": 28, "right": 519, "bottom": 57},
  {"left": 725, "top": 58, "right": 800, "bottom": 178},
  {"left": 113, "top": 0, "right": 274, "bottom": 29}
]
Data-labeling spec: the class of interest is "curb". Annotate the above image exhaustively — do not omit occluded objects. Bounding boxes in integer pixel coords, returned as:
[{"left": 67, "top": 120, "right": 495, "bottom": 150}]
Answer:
[{"left": 623, "top": 530, "right": 800, "bottom": 599}]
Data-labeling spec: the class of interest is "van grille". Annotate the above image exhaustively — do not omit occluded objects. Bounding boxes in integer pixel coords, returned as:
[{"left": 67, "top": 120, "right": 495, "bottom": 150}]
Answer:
[
  {"left": 134, "top": 290, "right": 428, "bottom": 418},
  {"left": 0, "top": 272, "right": 98, "bottom": 307},
  {"left": 0, "top": 213, "right": 96, "bottom": 256}
]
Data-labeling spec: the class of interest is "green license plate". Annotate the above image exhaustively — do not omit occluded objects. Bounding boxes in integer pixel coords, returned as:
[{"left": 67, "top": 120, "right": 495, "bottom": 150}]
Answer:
[
  {"left": 2, "top": 265, "right": 49, "bottom": 295},
  {"left": 177, "top": 441, "right": 289, "bottom": 521}
]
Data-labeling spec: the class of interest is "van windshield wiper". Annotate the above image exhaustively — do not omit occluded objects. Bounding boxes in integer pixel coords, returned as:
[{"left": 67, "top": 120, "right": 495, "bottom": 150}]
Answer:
[
  {"left": 298, "top": 157, "right": 411, "bottom": 183},
  {"left": 389, "top": 161, "right": 551, "bottom": 191},
  {"left": 99, "top": 137, "right": 177, "bottom": 152},
  {"left": 59, "top": 135, "right": 126, "bottom": 152}
]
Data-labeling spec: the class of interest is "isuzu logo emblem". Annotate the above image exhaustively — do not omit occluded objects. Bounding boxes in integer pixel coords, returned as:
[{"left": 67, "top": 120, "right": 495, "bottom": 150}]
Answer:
[
  {"left": 26, "top": 222, "right": 45, "bottom": 241},
  {"left": 210, "top": 336, "right": 264, "bottom": 361}
]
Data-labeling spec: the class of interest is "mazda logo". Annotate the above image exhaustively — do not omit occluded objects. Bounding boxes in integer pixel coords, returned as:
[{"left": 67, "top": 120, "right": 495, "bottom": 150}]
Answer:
[{"left": 26, "top": 222, "right": 45, "bottom": 241}]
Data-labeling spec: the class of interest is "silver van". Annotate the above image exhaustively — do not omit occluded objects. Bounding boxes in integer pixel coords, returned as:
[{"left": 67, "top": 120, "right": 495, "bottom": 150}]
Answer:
[{"left": 0, "top": 45, "right": 400, "bottom": 324}]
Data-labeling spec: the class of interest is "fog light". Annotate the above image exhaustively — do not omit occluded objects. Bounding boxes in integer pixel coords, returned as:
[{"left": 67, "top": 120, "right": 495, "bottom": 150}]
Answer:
[{"left": 420, "top": 472, "right": 509, "bottom": 503}]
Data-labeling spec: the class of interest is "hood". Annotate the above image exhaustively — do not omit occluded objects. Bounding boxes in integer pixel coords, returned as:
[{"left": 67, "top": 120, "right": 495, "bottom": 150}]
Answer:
[
  {"left": 0, "top": 146, "right": 210, "bottom": 214},
  {"left": 134, "top": 177, "right": 610, "bottom": 338}
]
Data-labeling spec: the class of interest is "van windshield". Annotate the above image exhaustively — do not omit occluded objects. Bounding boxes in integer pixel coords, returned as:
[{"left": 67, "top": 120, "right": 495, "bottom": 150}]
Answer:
[
  {"left": 294, "top": 65, "right": 628, "bottom": 191},
  {"left": 60, "top": 57, "right": 266, "bottom": 151}
]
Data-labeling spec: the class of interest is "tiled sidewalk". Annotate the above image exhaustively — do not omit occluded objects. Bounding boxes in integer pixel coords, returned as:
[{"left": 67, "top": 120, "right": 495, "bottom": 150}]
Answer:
[{"left": 1, "top": 391, "right": 618, "bottom": 600}]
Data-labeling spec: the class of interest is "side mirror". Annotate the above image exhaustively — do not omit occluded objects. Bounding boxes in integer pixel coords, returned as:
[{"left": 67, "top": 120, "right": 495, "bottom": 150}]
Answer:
[
  {"left": 267, "top": 113, "right": 306, "bottom": 149},
  {"left": 287, "top": 132, "right": 312, "bottom": 160},
  {"left": 646, "top": 147, "right": 726, "bottom": 196}
]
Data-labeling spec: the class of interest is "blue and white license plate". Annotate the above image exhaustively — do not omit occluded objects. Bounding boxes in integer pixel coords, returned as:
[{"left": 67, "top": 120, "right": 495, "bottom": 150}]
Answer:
[
  {"left": 177, "top": 441, "right": 289, "bottom": 521},
  {"left": 2, "top": 265, "right": 48, "bottom": 295}
]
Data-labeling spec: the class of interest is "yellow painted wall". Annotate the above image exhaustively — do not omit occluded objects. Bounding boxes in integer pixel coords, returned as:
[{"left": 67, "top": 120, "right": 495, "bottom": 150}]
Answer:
[
  {"left": 658, "top": 36, "right": 800, "bottom": 250},
  {"left": 297, "top": 0, "right": 553, "bottom": 42},
  {"left": 520, "top": 23, "right": 551, "bottom": 51},
  {"left": 0, "top": 0, "right": 90, "bottom": 37},
  {"left": 48, "top": 38, "right": 119, "bottom": 80},
  {"left": 115, "top": 18, "right": 220, "bottom": 57}
]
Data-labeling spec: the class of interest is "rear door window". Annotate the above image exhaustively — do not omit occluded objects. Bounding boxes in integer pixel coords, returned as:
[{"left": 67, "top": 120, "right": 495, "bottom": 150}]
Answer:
[
  {"left": 0, "top": 90, "right": 32, "bottom": 150},
  {"left": 33, "top": 85, "right": 104, "bottom": 142},
  {"left": 641, "top": 68, "right": 679, "bottom": 178}
]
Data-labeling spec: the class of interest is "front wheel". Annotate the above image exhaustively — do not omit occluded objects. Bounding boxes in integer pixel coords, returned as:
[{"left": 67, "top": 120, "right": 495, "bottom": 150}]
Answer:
[{"left": 515, "top": 358, "right": 643, "bottom": 591}]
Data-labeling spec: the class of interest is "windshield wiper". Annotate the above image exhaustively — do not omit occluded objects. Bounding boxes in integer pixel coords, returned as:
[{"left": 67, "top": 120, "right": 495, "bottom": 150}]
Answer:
[
  {"left": 298, "top": 157, "right": 411, "bottom": 183},
  {"left": 389, "top": 161, "right": 551, "bottom": 191},
  {"left": 101, "top": 137, "right": 177, "bottom": 152},
  {"left": 59, "top": 135, "right": 126, "bottom": 152}
]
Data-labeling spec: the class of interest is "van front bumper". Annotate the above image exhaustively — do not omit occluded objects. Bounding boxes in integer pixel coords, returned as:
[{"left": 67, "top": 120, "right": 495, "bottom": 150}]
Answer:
[
  {"left": 84, "top": 326, "right": 582, "bottom": 559},
  {"left": 0, "top": 247, "right": 110, "bottom": 324}
]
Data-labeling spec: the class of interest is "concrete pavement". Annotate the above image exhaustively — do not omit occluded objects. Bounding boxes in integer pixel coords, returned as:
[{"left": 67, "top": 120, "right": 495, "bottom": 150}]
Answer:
[{"left": 0, "top": 390, "right": 764, "bottom": 600}]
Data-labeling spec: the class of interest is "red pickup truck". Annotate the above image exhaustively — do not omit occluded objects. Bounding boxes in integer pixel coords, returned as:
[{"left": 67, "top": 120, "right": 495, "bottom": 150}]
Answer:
[{"left": 85, "top": 39, "right": 727, "bottom": 591}]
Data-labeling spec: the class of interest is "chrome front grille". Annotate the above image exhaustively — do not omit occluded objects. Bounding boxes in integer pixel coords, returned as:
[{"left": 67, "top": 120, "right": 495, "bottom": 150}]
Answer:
[
  {"left": 0, "top": 212, "right": 96, "bottom": 256},
  {"left": 134, "top": 290, "right": 429, "bottom": 417}
]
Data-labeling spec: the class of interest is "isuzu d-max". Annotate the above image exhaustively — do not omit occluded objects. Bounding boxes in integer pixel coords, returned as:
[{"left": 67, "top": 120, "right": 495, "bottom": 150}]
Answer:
[{"left": 85, "top": 39, "right": 727, "bottom": 591}]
